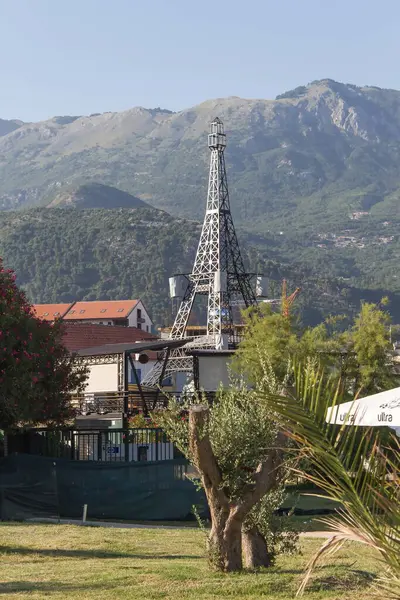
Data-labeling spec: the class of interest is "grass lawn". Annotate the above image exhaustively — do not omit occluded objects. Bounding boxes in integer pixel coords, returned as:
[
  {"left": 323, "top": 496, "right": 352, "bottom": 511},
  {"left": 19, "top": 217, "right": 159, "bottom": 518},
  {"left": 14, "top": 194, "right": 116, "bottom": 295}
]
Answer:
[{"left": 0, "top": 522, "right": 379, "bottom": 599}]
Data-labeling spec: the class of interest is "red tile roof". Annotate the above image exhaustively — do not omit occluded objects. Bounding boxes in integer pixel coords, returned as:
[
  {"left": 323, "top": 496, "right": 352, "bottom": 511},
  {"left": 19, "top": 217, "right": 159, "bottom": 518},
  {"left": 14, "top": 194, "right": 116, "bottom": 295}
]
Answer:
[
  {"left": 64, "top": 300, "right": 139, "bottom": 320},
  {"left": 33, "top": 303, "right": 75, "bottom": 321},
  {"left": 62, "top": 323, "right": 155, "bottom": 353}
]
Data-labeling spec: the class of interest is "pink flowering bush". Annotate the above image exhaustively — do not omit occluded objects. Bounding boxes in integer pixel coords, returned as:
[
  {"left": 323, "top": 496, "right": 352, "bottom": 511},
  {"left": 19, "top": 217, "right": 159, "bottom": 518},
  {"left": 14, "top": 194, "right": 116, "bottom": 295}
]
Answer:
[{"left": 0, "top": 261, "right": 88, "bottom": 429}]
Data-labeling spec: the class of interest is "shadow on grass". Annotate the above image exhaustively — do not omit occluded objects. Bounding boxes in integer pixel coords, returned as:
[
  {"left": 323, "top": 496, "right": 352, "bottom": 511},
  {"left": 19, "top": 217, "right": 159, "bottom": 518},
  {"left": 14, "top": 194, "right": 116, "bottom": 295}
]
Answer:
[
  {"left": 0, "top": 581, "right": 123, "bottom": 594},
  {"left": 310, "top": 570, "right": 376, "bottom": 592},
  {"left": 0, "top": 545, "right": 201, "bottom": 560}
]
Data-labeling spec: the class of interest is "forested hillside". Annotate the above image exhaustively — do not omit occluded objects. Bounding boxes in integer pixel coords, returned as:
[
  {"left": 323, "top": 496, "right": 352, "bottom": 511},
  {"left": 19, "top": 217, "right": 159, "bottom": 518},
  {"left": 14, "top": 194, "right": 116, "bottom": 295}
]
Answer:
[{"left": 0, "top": 207, "right": 396, "bottom": 327}]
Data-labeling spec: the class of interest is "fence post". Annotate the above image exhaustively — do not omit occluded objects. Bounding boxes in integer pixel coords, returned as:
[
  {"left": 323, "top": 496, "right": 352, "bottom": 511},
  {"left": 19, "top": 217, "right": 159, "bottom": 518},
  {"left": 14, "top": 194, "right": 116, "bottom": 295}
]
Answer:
[
  {"left": 71, "top": 430, "right": 75, "bottom": 460},
  {"left": 124, "top": 429, "right": 129, "bottom": 462},
  {"left": 155, "top": 428, "right": 159, "bottom": 461},
  {"left": 97, "top": 432, "right": 102, "bottom": 462}
]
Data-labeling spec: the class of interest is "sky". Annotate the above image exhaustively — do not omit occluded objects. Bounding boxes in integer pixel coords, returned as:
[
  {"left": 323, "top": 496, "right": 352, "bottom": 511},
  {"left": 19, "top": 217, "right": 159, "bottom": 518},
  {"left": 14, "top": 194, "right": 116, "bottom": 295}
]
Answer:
[{"left": 1, "top": 0, "right": 400, "bottom": 122}]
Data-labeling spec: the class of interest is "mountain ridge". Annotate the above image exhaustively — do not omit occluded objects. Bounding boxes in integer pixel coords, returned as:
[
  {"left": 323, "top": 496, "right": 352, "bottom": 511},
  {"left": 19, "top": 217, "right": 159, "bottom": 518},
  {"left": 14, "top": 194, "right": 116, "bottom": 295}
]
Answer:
[
  {"left": 2, "top": 79, "right": 400, "bottom": 317},
  {"left": 3, "top": 77, "right": 400, "bottom": 220}
]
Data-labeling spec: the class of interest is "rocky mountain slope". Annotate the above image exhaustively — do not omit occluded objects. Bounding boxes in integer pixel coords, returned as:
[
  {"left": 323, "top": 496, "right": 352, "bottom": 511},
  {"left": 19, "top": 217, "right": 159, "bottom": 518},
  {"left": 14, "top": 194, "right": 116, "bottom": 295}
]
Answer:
[
  {"left": 2, "top": 79, "right": 400, "bottom": 228},
  {"left": 0, "top": 118, "right": 23, "bottom": 138}
]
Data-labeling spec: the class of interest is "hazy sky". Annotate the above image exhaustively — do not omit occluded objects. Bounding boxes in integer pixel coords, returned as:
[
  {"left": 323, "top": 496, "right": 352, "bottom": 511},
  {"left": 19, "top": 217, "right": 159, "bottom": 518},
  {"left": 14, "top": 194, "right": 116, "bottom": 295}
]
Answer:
[{"left": 1, "top": 0, "right": 400, "bottom": 121}]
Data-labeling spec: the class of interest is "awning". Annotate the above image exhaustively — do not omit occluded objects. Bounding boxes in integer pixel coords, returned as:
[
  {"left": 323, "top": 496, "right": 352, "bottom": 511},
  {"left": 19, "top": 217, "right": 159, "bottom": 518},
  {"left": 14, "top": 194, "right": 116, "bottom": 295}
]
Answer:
[
  {"left": 326, "top": 387, "right": 400, "bottom": 428},
  {"left": 77, "top": 338, "right": 191, "bottom": 357}
]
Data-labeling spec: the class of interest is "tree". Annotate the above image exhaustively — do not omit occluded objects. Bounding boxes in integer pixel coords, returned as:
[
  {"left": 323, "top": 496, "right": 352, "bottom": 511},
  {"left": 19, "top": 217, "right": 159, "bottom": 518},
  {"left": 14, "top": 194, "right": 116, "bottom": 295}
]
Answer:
[
  {"left": 235, "top": 301, "right": 397, "bottom": 397},
  {"left": 156, "top": 379, "right": 297, "bottom": 573},
  {"left": 233, "top": 305, "right": 299, "bottom": 384},
  {"left": 345, "top": 300, "right": 396, "bottom": 395},
  {"left": 0, "top": 261, "right": 88, "bottom": 429}
]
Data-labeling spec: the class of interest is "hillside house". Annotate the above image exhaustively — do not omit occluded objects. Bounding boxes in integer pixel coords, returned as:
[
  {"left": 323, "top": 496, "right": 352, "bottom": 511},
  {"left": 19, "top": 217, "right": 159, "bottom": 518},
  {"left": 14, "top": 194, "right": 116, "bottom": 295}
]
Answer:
[{"left": 33, "top": 299, "right": 153, "bottom": 332}]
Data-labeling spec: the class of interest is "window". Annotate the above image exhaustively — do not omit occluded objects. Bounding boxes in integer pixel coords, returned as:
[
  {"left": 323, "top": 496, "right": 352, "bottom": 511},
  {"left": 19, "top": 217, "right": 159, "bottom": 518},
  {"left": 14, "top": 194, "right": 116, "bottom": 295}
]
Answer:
[
  {"left": 117, "top": 308, "right": 124, "bottom": 313},
  {"left": 137, "top": 323, "right": 142, "bottom": 330},
  {"left": 107, "top": 322, "right": 112, "bottom": 326},
  {"left": 146, "top": 325, "right": 149, "bottom": 332},
  {"left": 130, "top": 367, "right": 141, "bottom": 384},
  {"left": 100, "top": 309, "right": 106, "bottom": 313},
  {"left": 162, "top": 376, "right": 173, "bottom": 387},
  {"left": 137, "top": 308, "right": 142, "bottom": 318},
  {"left": 43, "top": 312, "right": 49, "bottom": 316},
  {"left": 79, "top": 310, "right": 85, "bottom": 314},
  {"left": 69, "top": 310, "right": 76, "bottom": 314},
  {"left": 54, "top": 312, "right": 60, "bottom": 316}
]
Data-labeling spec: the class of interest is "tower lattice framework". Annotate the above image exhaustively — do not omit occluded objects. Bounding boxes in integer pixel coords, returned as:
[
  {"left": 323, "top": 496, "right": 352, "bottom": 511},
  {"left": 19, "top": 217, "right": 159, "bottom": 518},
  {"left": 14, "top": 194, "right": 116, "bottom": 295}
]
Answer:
[{"left": 142, "top": 118, "right": 257, "bottom": 386}]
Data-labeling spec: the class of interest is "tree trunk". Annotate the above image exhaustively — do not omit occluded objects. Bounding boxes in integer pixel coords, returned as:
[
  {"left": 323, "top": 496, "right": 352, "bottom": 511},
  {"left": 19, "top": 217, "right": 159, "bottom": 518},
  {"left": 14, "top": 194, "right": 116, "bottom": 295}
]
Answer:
[
  {"left": 221, "top": 517, "right": 243, "bottom": 572},
  {"left": 207, "top": 517, "right": 243, "bottom": 572},
  {"left": 188, "top": 406, "right": 286, "bottom": 573},
  {"left": 242, "top": 526, "right": 274, "bottom": 568}
]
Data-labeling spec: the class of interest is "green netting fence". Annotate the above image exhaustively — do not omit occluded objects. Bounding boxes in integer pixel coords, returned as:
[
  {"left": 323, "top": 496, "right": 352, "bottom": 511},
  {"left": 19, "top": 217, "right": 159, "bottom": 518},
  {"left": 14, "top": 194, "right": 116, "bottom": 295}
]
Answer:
[{"left": 0, "top": 454, "right": 208, "bottom": 522}]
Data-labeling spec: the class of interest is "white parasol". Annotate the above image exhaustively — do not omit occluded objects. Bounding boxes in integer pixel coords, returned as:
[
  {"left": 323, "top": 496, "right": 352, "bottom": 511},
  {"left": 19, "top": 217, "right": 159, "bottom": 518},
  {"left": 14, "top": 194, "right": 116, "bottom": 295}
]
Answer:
[{"left": 326, "top": 386, "right": 400, "bottom": 432}]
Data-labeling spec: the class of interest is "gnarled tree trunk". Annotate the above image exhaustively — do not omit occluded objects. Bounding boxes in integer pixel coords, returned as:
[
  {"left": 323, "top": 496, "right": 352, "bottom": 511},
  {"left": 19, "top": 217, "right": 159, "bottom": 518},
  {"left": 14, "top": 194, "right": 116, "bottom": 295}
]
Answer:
[
  {"left": 242, "top": 526, "right": 274, "bottom": 568},
  {"left": 189, "top": 405, "right": 285, "bottom": 572}
]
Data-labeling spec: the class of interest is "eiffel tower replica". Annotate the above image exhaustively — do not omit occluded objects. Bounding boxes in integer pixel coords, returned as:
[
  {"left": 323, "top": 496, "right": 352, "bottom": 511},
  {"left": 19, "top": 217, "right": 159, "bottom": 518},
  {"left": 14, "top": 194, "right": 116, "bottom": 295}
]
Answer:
[{"left": 142, "top": 118, "right": 257, "bottom": 386}]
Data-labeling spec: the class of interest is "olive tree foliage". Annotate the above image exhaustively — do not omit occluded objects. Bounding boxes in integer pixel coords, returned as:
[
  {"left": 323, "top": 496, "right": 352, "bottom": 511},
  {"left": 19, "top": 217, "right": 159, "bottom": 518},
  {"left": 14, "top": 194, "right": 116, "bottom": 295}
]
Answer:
[{"left": 156, "top": 367, "right": 298, "bottom": 573}]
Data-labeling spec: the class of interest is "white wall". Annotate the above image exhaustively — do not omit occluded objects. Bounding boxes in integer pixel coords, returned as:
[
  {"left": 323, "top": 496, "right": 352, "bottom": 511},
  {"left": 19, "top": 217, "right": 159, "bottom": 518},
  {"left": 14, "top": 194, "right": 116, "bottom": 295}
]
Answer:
[
  {"left": 128, "top": 301, "right": 153, "bottom": 332},
  {"left": 85, "top": 363, "right": 119, "bottom": 393},
  {"left": 85, "top": 319, "right": 115, "bottom": 326},
  {"left": 198, "top": 355, "right": 231, "bottom": 391}
]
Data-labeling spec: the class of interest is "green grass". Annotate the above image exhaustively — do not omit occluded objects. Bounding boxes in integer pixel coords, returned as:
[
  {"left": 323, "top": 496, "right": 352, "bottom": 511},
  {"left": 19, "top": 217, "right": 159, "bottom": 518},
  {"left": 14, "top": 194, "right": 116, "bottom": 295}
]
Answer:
[{"left": 0, "top": 523, "right": 379, "bottom": 599}]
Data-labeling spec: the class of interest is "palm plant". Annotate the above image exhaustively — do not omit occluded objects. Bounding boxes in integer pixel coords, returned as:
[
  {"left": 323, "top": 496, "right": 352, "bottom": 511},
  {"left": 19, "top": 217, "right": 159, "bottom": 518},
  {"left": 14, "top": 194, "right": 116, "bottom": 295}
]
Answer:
[{"left": 256, "top": 356, "right": 400, "bottom": 598}]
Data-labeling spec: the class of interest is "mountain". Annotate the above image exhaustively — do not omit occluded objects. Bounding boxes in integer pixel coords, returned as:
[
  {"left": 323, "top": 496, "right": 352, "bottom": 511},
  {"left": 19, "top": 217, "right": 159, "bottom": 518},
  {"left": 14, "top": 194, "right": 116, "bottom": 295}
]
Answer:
[
  {"left": 46, "top": 182, "right": 150, "bottom": 209},
  {"left": 2, "top": 79, "right": 400, "bottom": 319},
  {"left": 0, "top": 118, "right": 23, "bottom": 138},
  {"left": 0, "top": 207, "right": 396, "bottom": 327},
  {"left": 2, "top": 79, "right": 400, "bottom": 225}
]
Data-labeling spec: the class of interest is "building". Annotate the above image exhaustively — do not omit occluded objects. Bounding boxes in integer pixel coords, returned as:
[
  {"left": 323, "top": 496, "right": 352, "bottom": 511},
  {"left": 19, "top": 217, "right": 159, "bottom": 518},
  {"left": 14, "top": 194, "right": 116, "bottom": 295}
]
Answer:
[
  {"left": 73, "top": 338, "right": 187, "bottom": 429},
  {"left": 62, "top": 323, "right": 159, "bottom": 412},
  {"left": 33, "top": 299, "right": 153, "bottom": 332},
  {"left": 32, "top": 303, "right": 75, "bottom": 321},
  {"left": 62, "top": 322, "right": 155, "bottom": 353}
]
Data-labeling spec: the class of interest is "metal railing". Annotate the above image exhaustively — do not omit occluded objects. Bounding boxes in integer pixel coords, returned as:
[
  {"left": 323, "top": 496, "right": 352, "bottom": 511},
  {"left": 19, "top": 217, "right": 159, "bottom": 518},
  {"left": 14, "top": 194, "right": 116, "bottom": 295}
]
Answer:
[
  {"left": 72, "top": 390, "right": 183, "bottom": 416},
  {"left": 5, "top": 427, "right": 179, "bottom": 462}
]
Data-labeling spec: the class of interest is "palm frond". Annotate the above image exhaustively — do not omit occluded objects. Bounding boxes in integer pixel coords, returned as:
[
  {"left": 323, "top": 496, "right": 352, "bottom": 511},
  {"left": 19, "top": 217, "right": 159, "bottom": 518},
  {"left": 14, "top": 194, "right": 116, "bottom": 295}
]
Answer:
[{"left": 255, "top": 355, "right": 400, "bottom": 597}]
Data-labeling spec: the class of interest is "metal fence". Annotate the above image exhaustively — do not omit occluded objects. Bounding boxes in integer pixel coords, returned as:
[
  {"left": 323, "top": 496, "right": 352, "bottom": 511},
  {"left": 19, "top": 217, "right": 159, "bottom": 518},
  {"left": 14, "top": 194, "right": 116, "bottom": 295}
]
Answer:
[
  {"left": 5, "top": 428, "right": 179, "bottom": 463},
  {"left": 72, "top": 391, "right": 183, "bottom": 416}
]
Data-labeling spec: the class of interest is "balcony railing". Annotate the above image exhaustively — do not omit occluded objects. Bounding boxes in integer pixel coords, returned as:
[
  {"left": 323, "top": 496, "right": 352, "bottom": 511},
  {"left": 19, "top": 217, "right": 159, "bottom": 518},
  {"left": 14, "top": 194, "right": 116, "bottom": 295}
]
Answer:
[{"left": 72, "top": 390, "right": 183, "bottom": 416}]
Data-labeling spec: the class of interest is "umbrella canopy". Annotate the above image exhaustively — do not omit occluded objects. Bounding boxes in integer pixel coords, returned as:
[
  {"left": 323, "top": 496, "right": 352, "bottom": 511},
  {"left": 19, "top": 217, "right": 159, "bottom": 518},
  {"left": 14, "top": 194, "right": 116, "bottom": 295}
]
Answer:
[{"left": 326, "top": 387, "right": 400, "bottom": 428}]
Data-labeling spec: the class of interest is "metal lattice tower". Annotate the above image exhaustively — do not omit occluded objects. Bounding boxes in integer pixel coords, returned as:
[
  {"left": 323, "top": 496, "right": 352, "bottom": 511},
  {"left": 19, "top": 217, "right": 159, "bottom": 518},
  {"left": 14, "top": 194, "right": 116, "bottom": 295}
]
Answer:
[{"left": 142, "top": 118, "right": 257, "bottom": 386}]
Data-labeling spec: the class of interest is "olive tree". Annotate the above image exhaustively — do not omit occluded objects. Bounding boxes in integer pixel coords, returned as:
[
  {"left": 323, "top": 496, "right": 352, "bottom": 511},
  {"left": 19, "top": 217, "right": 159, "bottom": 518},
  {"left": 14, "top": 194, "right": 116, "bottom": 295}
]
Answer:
[{"left": 156, "top": 374, "right": 297, "bottom": 572}]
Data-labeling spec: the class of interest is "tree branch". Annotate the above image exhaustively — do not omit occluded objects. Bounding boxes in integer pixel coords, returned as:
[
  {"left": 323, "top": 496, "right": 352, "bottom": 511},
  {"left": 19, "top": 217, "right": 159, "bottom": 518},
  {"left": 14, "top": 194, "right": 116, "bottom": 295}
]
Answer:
[
  {"left": 189, "top": 405, "right": 228, "bottom": 505},
  {"left": 228, "top": 431, "right": 287, "bottom": 522}
]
